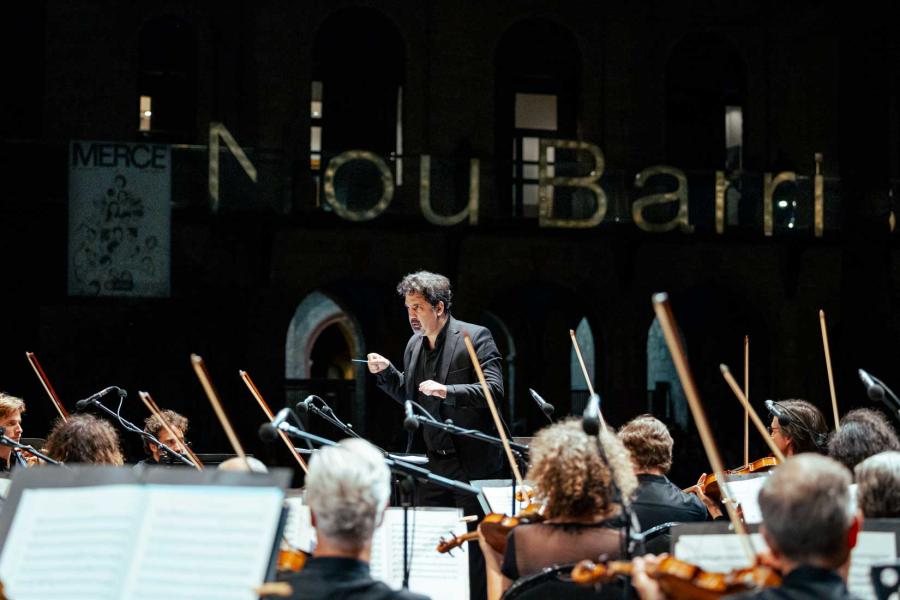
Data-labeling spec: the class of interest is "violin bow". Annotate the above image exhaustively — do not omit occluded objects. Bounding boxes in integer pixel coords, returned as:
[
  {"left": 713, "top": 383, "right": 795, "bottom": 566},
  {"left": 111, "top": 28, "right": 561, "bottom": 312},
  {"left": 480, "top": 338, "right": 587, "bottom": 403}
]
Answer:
[
  {"left": 462, "top": 333, "right": 524, "bottom": 487},
  {"left": 720, "top": 365, "right": 787, "bottom": 463},
  {"left": 652, "top": 293, "right": 755, "bottom": 564},
  {"left": 744, "top": 336, "right": 750, "bottom": 465},
  {"left": 25, "top": 352, "right": 69, "bottom": 422},
  {"left": 191, "top": 354, "right": 251, "bottom": 471},
  {"left": 239, "top": 370, "right": 308, "bottom": 474},
  {"left": 138, "top": 390, "right": 204, "bottom": 470},
  {"left": 570, "top": 328, "right": 605, "bottom": 429},
  {"left": 819, "top": 310, "right": 840, "bottom": 429}
]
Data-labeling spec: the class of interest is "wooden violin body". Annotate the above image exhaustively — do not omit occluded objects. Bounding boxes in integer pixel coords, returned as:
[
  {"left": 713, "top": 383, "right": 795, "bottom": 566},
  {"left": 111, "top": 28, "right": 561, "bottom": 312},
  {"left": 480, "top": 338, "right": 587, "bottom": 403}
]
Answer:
[
  {"left": 690, "top": 456, "right": 779, "bottom": 501},
  {"left": 436, "top": 503, "right": 545, "bottom": 555},
  {"left": 571, "top": 556, "right": 781, "bottom": 600}
]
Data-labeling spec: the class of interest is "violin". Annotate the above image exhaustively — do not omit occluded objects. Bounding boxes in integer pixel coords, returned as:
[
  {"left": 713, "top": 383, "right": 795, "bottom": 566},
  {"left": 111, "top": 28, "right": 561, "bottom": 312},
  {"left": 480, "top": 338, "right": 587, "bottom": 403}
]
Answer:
[
  {"left": 437, "top": 503, "right": 545, "bottom": 555},
  {"left": 276, "top": 548, "right": 309, "bottom": 573},
  {"left": 571, "top": 556, "right": 781, "bottom": 600},
  {"left": 688, "top": 456, "right": 779, "bottom": 502}
]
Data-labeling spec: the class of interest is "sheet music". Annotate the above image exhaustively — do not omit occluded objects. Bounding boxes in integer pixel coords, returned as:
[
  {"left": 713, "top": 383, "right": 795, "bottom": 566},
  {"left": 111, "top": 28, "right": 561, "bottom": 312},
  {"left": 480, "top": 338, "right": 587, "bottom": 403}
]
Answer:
[
  {"left": 675, "top": 530, "right": 898, "bottom": 600},
  {"left": 124, "top": 485, "right": 284, "bottom": 600},
  {"left": 370, "top": 507, "right": 469, "bottom": 600},
  {"left": 0, "top": 486, "right": 143, "bottom": 600},
  {"left": 0, "top": 483, "right": 284, "bottom": 600},
  {"left": 847, "top": 532, "right": 896, "bottom": 600},
  {"left": 283, "top": 496, "right": 316, "bottom": 552},
  {"left": 674, "top": 532, "right": 765, "bottom": 572},
  {"left": 481, "top": 486, "right": 527, "bottom": 514},
  {"left": 724, "top": 474, "right": 769, "bottom": 524}
]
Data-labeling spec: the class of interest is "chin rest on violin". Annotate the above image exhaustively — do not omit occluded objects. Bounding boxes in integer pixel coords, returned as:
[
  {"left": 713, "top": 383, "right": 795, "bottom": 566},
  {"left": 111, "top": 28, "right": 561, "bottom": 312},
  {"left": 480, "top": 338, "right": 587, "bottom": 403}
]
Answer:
[
  {"left": 571, "top": 556, "right": 781, "bottom": 600},
  {"left": 689, "top": 456, "right": 778, "bottom": 501}
]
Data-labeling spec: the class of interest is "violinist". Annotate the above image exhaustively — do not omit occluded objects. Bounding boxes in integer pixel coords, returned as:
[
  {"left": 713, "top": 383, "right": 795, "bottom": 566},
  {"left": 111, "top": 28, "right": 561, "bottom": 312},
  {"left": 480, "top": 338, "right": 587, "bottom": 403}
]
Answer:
[
  {"left": 632, "top": 454, "right": 862, "bottom": 600},
  {"left": 140, "top": 409, "right": 189, "bottom": 464},
  {"left": 618, "top": 415, "right": 709, "bottom": 528},
  {"left": 44, "top": 414, "right": 125, "bottom": 465},
  {"left": 766, "top": 399, "right": 828, "bottom": 457},
  {"left": 0, "top": 393, "right": 28, "bottom": 472},
  {"left": 478, "top": 418, "right": 636, "bottom": 597},
  {"left": 279, "top": 438, "right": 429, "bottom": 600}
]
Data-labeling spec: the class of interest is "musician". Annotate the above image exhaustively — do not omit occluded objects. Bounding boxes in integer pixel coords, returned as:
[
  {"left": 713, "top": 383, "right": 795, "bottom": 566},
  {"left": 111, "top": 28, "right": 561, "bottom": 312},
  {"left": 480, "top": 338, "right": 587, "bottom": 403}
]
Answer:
[
  {"left": 828, "top": 408, "right": 900, "bottom": 472},
  {"left": 478, "top": 419, "right": 636, "bottom": 597},
  {"left": 44, "top": 414, "right": 125, "bottom": 465},
  {"left": 618, "top": 415, "right": 709, "bottom": 528},
  {"left": 767, "top": 399, "right": 828, "bottom": 457},
  {"left": 280, "top": 438, "right": 428, "bottom": 600},
  {"left": 632, "top": 454, "right": 862, "bottom": 600},
  {"left": 0, "top": 393, "right": 27, "bottom": 472},
  {"left": 368, "top": 271, "right": 505, "bottom": 505},
  {"left": 855, "top": 451, "right": 900, "bottom": 518},
  {"left": 368, "top": 272, "right": 503, "bottom": 600},
  {"left": 141, "top": 409, "right": 189, "bottom": 464}
]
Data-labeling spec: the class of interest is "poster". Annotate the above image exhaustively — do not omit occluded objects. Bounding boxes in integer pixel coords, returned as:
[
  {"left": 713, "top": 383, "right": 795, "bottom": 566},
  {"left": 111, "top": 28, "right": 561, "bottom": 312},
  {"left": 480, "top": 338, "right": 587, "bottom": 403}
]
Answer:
[{"left": 68, "top": 140, "right": 171, "bottom": 297}]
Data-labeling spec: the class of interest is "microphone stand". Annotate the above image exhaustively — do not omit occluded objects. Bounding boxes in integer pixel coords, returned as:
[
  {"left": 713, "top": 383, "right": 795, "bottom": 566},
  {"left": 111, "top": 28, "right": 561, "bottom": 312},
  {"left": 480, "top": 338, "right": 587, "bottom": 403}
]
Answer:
[
  {"left": 407, "top": 415, "right": 529, "bottom": 456},
  {"left": 869, "top": 373, "right": 900, "bottom": 425},
  {"left": 0, "top": 435, "right": 62, "bottom": 466},
  {"left": 82, "top": 399, "right": 197, "bottom": 468},
  {"left": 272, "top": 422, "right": 479, "bottom": 590},
  {"left": 301, "top": 399, "right": 364, "bottom": 440}
]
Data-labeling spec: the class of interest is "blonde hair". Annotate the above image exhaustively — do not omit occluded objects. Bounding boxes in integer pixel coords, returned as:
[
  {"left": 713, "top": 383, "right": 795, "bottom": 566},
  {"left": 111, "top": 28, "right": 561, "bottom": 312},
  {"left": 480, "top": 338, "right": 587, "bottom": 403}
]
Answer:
[
  {"left": 0, "top": 393, "right": 25, "bottom": 420},
  {"left": 528, "top": 418, "right": 637, "bottom": 520}
]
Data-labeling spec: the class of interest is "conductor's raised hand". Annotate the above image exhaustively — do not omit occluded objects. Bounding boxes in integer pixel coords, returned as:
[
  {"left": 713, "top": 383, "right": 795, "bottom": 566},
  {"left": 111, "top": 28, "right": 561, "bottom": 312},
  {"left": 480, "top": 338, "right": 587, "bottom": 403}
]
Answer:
[{"left": 366, "top": 353, "right": 390, "bottom": 374}]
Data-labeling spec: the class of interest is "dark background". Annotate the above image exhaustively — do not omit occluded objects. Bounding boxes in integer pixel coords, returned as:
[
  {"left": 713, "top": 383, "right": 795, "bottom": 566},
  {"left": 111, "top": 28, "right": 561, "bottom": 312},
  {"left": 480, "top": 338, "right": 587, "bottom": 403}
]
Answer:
[{"left": 2, "top": 1, "right": 898, "bottom": 488}]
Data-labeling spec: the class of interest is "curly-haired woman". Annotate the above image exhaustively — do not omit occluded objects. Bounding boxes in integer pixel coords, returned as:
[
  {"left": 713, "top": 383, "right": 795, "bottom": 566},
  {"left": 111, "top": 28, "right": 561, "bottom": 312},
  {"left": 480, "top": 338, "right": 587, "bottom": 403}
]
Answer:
[{"left": 478, "top": 418, "right": 636, "bottom": 596}]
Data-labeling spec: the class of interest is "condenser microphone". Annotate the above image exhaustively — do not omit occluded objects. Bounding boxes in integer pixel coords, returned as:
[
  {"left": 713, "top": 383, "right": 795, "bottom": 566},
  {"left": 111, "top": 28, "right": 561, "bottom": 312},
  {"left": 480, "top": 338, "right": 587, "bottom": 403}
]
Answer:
[
  {"left": 528, "top": 388, "right": 555, "bottom": 417},
  {"left": 403, "top": 401, "right": 419, "bottom": 432}
]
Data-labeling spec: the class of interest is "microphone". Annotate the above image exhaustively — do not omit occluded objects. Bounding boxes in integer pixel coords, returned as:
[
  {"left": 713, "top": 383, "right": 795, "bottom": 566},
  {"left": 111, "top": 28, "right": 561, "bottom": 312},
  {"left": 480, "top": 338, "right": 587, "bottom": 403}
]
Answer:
[
  {"left": 582, "top": 393, "right": 601, "bottom": 436},
  {"left": 859, "top": 369, "right": 887, "bottom": 403},
  {"left": 403, "top": 401, "right": 419, "bottom": 432},
  {"left": 528, "top": 388, "right": 555, "bottom": 417},
  {"left": 259, "top": 422, "right": 279, "bottom": 443},
  {"left": 295, "top": 395, "right": 317, "bottom": 414},
  {"left": 75, "top": 386, "right": 126, "bottom": 411},
  {"left": 270, "top": 407, "right": 292, "bottom": 429}
]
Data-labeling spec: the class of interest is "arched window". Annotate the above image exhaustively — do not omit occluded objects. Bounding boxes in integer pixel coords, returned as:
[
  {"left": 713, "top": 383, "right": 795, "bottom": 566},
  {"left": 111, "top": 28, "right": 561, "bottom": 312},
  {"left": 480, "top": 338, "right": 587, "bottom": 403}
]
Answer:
[
  {"left": 569, "top": 317, "right": 594, "bottom": 415},
  {"left": 286, "top": 291, "right": 366, "bottom": 434},
  {"left": 311, "top": 9, "right": 405, "bottom": 198},
  {"left": 138, "top": 16, "right": 197, "bottom": 141},
  {"left": 495, "top": 19, "right": 581, "bottom": 218},
  {"left": 646, "top": 317, "right": 688, "bottom": 431}
]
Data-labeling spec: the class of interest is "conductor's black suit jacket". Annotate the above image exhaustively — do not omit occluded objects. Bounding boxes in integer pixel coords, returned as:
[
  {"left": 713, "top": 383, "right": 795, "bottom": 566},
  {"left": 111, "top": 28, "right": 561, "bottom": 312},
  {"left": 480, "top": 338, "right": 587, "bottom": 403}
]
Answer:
[{"left": 376, "top": 316, "right": 505, "bottom": 480}]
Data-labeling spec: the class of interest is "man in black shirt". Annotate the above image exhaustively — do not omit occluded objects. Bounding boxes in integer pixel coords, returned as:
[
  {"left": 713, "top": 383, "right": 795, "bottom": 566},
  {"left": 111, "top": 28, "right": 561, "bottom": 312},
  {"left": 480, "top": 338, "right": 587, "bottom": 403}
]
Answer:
[
  {"left": 618, "top": 415, "right": 709, "bottom": 531},
  {"left": 279, "top": 438, "right": 429, "bottom": 600},
  {"left": 367, "top": 271, "right": 505, "bottom": 509}
]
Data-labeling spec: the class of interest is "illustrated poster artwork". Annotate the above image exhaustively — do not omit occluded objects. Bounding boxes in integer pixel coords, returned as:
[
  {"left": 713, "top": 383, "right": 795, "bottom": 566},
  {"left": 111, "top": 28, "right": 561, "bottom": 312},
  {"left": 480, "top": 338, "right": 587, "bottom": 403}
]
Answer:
[{"left": 68, "top": 141, "right": 171, "bottom": 297}]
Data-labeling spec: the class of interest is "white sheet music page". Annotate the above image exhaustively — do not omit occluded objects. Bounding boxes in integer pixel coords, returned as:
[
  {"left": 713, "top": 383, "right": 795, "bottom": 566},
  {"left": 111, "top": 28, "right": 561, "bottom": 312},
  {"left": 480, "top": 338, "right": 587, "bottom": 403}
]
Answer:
[
  {"left": 283, "top": 496, "right": 316, "bottom": 553},
  {"left": 847, "top": 532, "right": 896, "bottom": 600},
  {"left": 674, "top": 532, "right": 764, "bottom": 572},
  {"left": 724, "top": 474, "right": 769, "bottom": 524},
  {"left": 122, "top": 484, "right": 284, "bottom": 600},
  {"left": 370, "top": 507, "right": 469, "bottom": 600},
  {"left": 0, "top": 485, "right": 144, "bottom": 600},
  {"left": 481, "top": 486, "right": 527, "bottom": 514}
]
